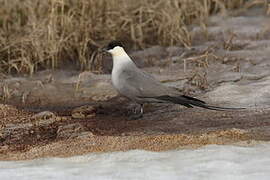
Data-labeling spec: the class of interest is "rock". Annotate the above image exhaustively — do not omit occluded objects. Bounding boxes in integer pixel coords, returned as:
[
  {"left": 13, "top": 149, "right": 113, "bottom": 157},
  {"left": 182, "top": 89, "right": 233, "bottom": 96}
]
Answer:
[
  {"left": 217, "top": 72, "right": 242, "bottom": 83},
  {"left": 1, "top": 123, "right": 33, "bottom": 143},
  {"left": 206, "top": 77, "right": 270, "bottom": 107},
  {"left": 71, "top": 105, "right": 96, "bottom": 119},
  {"left": 57, "top": 123, "right": 92, "bottom": 139},
  {"left": 31, "top": 111, "right": 55, "bottom": 120},
  {"left": 130, "top": 46, "right": 168, "bottom": 67},
  {"left": 166, "top": 46, "right": 185, "bottom": 57},
  {"left": 31, "top": 111, "right": 61, "bottom": 126}
]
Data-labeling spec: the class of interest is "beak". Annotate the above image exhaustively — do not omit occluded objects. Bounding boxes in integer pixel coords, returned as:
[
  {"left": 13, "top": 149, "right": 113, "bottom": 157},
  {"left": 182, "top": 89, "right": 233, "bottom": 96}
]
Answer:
[{"left": 99, "top": 46, "right": 108, "bottom": 53}]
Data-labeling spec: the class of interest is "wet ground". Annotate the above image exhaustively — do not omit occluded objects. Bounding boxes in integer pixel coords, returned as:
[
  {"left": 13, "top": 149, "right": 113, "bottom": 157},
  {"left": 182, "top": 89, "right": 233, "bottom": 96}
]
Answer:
[{"left": 1, "top": 7, "right": 270, "bottom": 160}]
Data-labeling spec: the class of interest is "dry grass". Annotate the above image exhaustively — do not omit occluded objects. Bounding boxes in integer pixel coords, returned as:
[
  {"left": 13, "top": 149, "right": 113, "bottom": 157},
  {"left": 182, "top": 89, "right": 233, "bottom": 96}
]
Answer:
[{"left": 0, "top": 0, "right": 259, "bottom": 74}]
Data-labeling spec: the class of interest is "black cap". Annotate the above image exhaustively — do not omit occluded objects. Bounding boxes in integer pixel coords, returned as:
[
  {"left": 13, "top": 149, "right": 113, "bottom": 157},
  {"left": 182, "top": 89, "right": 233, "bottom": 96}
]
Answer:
[{"left": 105, "top": 40, "right": 123, "bottom": 51}]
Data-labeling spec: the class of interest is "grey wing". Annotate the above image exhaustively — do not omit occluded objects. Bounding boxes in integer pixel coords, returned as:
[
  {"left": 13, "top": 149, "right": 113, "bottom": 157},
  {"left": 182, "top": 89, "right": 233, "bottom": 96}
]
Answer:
[{"left": 120, "top": 67, "right": 179, "bottom": 102}]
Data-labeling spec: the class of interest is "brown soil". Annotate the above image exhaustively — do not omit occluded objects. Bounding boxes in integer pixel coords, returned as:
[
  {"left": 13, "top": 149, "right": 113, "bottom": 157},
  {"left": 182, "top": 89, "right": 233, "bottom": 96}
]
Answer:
[{"left": 0, "top": 97, "right": 269, "bottom": 161}]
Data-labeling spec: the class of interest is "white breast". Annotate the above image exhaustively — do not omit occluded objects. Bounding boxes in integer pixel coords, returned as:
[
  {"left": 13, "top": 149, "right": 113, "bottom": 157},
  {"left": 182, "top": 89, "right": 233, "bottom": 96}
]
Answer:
[{"left": 111, "top": 56, "right": 130, "bottom": 90}]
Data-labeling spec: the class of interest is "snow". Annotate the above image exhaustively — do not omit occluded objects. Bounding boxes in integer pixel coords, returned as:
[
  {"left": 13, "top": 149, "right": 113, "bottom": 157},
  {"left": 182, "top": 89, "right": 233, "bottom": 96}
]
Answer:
[{"left": 1, "top": 143, "right": 270, "bottom": 180}]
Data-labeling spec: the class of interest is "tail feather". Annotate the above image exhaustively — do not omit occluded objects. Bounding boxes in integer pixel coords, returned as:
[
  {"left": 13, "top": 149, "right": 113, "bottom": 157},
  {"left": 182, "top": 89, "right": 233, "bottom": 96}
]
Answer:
[{"left": 151, "top": 95, "right": 244, "bottom": 111}]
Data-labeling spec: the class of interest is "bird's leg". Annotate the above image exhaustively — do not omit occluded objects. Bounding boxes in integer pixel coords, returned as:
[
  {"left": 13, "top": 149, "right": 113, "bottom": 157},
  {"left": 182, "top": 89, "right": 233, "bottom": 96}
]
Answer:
[
  {"left": 128, "top": 103, "right": 144, "bottom": 120},
  {"left": 139, "top": 103, "right": 144, "bottom": 117}
]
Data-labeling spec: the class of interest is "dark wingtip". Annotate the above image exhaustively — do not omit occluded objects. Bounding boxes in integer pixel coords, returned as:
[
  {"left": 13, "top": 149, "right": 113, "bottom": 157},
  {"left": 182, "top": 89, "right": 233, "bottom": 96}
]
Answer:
[
  {"left": 139, "top": 95, "right": 246, "bottom": 111},
  {"left": 181, "top": 95, "right": 206, "bottom": 104}
]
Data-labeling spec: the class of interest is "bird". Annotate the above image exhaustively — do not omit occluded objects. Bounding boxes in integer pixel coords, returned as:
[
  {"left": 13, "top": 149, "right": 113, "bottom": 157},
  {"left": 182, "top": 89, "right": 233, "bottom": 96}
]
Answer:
[{"left": 103, "top": 40, "right": 243, "bottom": 118}]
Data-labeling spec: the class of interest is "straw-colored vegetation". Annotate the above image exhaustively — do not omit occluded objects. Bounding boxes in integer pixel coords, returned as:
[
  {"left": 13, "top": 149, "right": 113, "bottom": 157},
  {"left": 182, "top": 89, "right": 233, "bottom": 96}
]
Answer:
[{"left": 0, "top": 0, "right": 265, "bottom": 74}]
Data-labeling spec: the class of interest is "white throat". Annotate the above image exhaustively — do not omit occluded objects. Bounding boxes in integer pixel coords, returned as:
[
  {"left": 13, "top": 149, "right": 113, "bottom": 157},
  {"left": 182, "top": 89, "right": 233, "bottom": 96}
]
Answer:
[
  {"left": 109, "top": 46, "right": 128, "bottom": 57},
  {"left": 109, "top": 46, "right": 134, "bottom": 70}
]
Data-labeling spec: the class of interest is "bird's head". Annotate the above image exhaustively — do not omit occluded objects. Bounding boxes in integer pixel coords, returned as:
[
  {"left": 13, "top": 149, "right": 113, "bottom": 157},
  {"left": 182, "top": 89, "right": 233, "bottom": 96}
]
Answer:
[{"left": 102, "top": 41, "right": 126, "bottom": 57}]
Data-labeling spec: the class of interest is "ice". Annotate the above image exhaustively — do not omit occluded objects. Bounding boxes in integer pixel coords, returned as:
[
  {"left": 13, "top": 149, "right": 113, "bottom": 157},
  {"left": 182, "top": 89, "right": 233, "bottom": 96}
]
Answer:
[{"left": 1, "top": 143, "right": 270, "bottom": 180}]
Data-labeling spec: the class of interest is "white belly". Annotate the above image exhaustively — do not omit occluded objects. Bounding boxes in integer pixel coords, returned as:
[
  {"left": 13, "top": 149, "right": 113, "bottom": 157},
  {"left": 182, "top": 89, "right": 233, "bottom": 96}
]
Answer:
[
  {"left": 111, "top": 69, "right": 121, "bottom": 90},
  {"left": 111, "top": 63, "right": 126, "bottom": 93}
]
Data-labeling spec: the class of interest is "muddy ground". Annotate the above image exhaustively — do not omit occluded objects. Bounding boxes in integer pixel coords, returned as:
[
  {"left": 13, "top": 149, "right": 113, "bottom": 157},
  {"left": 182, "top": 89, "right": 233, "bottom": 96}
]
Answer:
[{"left": 1, "top": 7, "right": 270, "bottom": 160}]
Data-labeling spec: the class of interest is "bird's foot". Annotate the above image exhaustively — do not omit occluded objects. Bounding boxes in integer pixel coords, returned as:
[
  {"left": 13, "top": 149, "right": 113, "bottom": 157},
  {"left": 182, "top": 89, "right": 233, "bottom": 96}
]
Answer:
[
  {"left": 128, "top": 113, "right": 143, "bottom": 120},
  {"left": 126, "top": 104, "right": 144, "bottom": 120}
]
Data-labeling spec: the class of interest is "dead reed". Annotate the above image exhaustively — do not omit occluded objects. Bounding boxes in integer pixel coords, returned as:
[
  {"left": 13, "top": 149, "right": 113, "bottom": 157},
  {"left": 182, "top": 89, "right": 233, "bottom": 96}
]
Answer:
[{"left": 0, "top": 0, "right": 261, "bottom": 74}]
